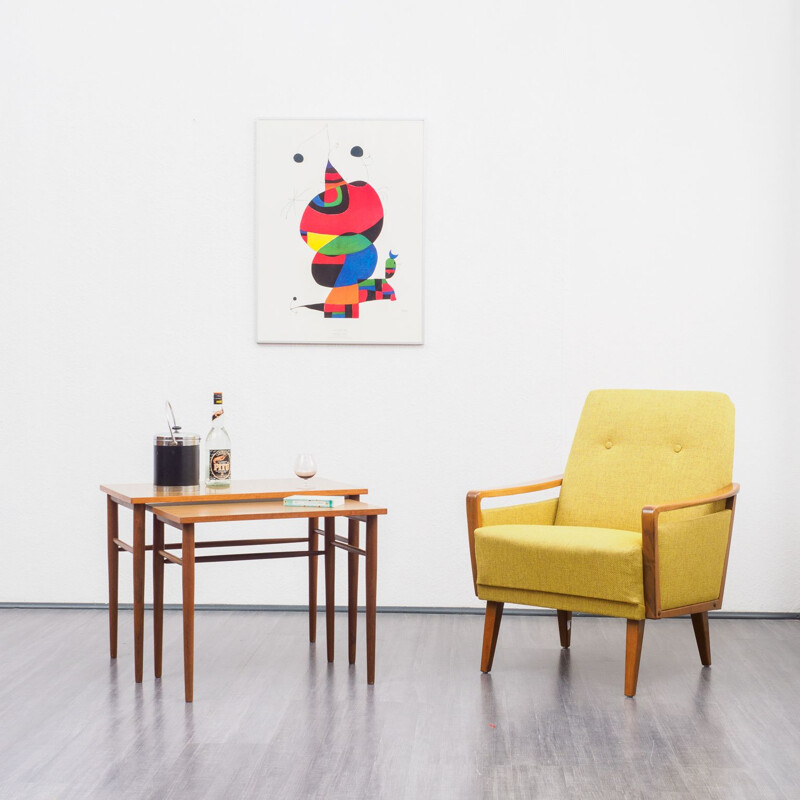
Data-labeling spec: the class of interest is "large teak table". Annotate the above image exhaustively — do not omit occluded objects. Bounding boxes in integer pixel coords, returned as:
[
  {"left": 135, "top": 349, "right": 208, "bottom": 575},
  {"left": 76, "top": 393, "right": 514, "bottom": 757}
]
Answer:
[
  {"left": 150, "top": 499, "right": 387, "bottom": 701},
  {"left": 100, "top": 479, "right": 369, "bottom": 683}
]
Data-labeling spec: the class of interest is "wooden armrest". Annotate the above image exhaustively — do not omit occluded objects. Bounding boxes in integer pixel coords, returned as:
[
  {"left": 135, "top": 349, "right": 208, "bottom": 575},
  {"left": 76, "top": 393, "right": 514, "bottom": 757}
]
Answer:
[
  {"left": 641, "top": 483, "right": 739, "bottom": 618},
  {"left": 466, "top": 475, "right": 563, "bottom": 591},
  {"left": 641, "top": 483, "right": 739, "bottom": 522},
  {"left": 467, "top": 475, "right": 563, "bottom": 504}
]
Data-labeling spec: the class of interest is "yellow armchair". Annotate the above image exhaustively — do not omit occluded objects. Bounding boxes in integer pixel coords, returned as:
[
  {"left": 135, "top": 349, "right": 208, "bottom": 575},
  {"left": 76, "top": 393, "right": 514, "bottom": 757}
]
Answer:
[{"left": 466, "top": 390, "right": 739, "bottom": 696}]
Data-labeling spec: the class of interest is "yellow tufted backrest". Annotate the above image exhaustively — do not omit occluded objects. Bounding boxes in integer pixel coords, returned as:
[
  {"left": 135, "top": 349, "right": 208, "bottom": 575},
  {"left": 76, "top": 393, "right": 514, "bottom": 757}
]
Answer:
[{"left": 554, "top": 390, "right": 734, "bottom": 532}]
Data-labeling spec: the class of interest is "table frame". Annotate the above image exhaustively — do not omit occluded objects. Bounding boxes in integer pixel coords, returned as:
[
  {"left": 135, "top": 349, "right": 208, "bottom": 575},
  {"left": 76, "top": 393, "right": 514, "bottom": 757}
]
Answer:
[
  {"left": 101, "top": 480, "right": 368, "bottom": 683},
  {"left": 150, "top": 500, "right": 386, "bottom": 701}
]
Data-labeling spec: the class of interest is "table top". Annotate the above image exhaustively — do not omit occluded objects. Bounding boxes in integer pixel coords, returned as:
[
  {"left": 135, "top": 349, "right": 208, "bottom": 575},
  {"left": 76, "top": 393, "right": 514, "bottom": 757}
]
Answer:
[
  {"left": 150, "top": 499, "right": 387, "bottom": 525},
  {"left": 100, "top": 478, "right": 368, "bottom": 506}
]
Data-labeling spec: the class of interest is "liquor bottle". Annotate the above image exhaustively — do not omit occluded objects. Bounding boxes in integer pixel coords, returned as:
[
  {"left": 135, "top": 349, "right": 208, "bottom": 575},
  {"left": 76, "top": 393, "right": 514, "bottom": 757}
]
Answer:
[{"left": 205, "top": 392, "right": 231, "bottom": 487}]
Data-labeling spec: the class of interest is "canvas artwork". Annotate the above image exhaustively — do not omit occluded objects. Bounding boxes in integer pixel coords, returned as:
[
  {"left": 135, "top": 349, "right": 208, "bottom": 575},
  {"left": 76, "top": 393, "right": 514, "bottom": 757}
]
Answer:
[{"left": 256, "top": 119, "right": 423, "bottom": 344}]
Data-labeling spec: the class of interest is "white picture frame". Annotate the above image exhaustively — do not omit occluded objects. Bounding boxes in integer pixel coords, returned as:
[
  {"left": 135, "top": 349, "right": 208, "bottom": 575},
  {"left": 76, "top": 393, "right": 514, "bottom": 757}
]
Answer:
[{"left": 256, "top": 119, "right": 423, "bottom": 345}]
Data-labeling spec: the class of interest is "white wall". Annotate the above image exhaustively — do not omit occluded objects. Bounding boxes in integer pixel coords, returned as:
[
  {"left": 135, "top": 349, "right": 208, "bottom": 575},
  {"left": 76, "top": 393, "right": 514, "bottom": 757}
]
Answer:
[{"left": 1, "top": 0, "right": 797, "bottom": 611}]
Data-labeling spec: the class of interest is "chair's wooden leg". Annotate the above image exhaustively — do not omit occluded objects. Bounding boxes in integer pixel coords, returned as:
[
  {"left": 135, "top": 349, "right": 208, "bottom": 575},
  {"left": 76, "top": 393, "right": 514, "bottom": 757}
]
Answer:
[
  {"left": 557, "top": 610, "right": 572, "bottom": 648},
  {"left": 624, "top": 619, "right": 645, "bottom": 697},
  {"left": 691, "top": 611, "right": 712, "bottom": 666},
  {"left": 481, "top": 601, "right": 504, "bottom": 673}
]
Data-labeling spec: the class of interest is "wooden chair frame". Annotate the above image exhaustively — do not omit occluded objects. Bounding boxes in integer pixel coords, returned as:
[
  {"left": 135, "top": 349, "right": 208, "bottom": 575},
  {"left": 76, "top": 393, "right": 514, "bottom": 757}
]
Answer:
[{"left": 466, "top": 477, "right": 739, "bottom": 696}]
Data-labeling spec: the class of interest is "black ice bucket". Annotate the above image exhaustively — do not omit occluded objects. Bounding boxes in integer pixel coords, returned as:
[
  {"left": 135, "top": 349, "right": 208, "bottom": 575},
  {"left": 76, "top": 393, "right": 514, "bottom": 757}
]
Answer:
[{"left": 154, "top": 402, "right": 200, "bottom": 489}]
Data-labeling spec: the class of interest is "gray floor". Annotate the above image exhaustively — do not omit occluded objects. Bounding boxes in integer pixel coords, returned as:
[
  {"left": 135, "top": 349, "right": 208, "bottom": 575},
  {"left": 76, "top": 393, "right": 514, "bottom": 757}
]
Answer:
[{"left": 0, "top": 609, "right": 798, "bottom": 799}]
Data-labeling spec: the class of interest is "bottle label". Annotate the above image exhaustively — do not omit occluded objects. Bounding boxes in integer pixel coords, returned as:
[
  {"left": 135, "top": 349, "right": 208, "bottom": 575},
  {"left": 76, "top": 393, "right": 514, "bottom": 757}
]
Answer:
[{"left": 209, "top": 449, "right": 231, "bottom": 480}]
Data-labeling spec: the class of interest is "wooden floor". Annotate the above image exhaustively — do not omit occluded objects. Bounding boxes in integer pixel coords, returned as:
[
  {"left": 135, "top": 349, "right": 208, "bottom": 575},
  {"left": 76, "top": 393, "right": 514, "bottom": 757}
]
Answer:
[{"left": 0, "top": 609, "right": 798, "bottom": 799}]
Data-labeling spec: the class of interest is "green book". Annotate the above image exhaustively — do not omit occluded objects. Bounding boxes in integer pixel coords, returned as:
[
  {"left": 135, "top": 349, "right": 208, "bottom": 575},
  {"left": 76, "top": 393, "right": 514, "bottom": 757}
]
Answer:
[{"left": 283, "top": 495, "right": 346, "bottom": 508}]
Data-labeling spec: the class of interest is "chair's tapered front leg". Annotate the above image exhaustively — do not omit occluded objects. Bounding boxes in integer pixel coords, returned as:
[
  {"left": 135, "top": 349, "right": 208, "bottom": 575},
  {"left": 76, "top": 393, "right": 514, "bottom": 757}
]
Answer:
[
  {"left": 481, "top": 601, "right": 504, "bottom": 673},
  {"left": 557, "top": 610, "right": 572, "bottom": 648},
  {"left": 624, "top": 619, "right": 645, "bottom": 697},
  {"left": 691, "top": 611, "right": 711, "bottom": 666}
]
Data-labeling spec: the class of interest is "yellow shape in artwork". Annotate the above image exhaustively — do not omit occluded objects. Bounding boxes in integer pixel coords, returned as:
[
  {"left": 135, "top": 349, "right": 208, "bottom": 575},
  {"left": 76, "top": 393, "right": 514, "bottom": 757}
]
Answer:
[{"left": 305, "top": 232, "right": 337, "bottom": 252}]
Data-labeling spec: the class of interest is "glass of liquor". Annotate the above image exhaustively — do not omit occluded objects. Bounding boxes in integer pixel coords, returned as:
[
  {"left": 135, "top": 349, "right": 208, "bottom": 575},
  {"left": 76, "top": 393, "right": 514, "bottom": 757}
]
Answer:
[{"left": 294, "top": 454, "right": 317, "bottom": 488}]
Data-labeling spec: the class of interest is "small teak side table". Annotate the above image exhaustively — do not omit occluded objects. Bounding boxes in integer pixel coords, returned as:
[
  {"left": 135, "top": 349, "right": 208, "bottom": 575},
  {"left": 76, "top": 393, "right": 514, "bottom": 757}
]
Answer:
[
  {"left": 99, "top": 479, "right": 368, "bottom": 683},
  {"left": 150, "top": 499, "right": 387, "bottom": 701}
]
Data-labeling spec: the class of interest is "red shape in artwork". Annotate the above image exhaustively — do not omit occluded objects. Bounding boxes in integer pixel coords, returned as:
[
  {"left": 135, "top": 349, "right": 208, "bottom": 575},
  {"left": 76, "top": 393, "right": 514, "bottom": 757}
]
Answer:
[
  {"left": 313, "top": 253, "right": 345, "bottom": 266},
  {"left": 300, "top": 183, "right": 383, "bottom": 237}
]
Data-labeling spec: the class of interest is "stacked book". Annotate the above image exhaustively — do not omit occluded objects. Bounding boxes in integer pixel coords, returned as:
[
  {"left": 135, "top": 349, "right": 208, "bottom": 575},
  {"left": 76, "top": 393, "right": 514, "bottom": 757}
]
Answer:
[{"left": 283, "top": 494, "right": 346, "bottom": 508}]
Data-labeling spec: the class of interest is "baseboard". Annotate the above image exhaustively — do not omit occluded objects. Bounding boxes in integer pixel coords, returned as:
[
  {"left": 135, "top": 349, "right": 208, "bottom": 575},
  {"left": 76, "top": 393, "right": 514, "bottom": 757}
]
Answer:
[{"left": 0, "top": 602, "right": 797, "bottom": 619}]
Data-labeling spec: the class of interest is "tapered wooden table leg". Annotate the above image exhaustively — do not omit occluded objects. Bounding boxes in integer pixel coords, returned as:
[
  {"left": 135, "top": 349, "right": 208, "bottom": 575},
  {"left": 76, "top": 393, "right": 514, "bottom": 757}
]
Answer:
[
  {"left": 348, "top": 517, "right": 359, "bottom": 665},
  {"left": 182, "top": 524, "right": 195, "bottom": 703},
  {"left": 153, "top": 517, "right": 164, "bottom": 678},
  {"left": 325, "top": 517, "right": 335, "bottom": 663},
  {"left": 106, "top": 496, "right": 119, "bottom": 659},
  {"left": 132, "top": 504, "right": 146, "bottom": 683},
  {"left": 308, "top": 518, "right": 318, "bottom": 643},
  {"left": 365, "top": 515, "right": 378, "bottom": 685}
]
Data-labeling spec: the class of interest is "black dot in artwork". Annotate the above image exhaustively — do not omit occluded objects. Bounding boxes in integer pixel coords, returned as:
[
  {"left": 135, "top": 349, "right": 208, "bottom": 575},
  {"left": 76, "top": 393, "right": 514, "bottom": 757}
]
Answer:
[
  {"left": 293, "top": 153, "right": 304, "bottom": 163},
  {"left": 350, "top": 146, "right": 363, "bottom": 157},
  {"left": 293, "top": 297, "right": 297, "bottom": 301}
]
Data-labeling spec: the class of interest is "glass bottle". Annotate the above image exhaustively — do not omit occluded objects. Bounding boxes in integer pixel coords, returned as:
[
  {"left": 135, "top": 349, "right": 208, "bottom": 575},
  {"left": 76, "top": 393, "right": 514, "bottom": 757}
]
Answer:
[{"left": 205, "top": 392, "right": 231, "bottom": 487}]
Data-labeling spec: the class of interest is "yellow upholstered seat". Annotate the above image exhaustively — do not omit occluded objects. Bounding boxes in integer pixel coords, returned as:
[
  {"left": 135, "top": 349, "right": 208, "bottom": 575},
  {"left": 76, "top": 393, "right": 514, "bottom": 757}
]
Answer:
[
  {"left": 466, "top": 390, "right": 739, "bottom": 696},
  {"left": 475, "top": 525, "right": 645, "bottom": 610}
]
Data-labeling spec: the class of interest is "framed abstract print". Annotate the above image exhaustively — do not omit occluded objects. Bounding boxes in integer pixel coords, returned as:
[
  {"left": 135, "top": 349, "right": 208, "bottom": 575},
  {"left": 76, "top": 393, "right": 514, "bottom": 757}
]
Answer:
[{"left": 256, "top": 119, "right": 423, "bottom": 344}]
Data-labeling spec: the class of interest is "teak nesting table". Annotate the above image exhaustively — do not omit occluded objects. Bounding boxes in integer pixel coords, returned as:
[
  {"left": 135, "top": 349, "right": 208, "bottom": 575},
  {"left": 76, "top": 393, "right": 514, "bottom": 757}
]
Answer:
[{"left": 100, "top": 480, "right": 387, "bottom": 701}]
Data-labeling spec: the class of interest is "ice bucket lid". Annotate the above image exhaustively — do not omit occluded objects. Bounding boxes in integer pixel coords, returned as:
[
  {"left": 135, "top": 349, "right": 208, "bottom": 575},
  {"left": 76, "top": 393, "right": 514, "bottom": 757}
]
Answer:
[{"left": 154, "top": 433, "right": 200, "bottom": 446}]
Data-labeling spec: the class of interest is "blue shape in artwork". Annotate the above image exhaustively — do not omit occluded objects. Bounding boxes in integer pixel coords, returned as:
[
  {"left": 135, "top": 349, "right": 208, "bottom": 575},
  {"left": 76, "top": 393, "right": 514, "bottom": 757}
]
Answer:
[{"left": 334, "top": 244, "right": 377, "bottom": 287}]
